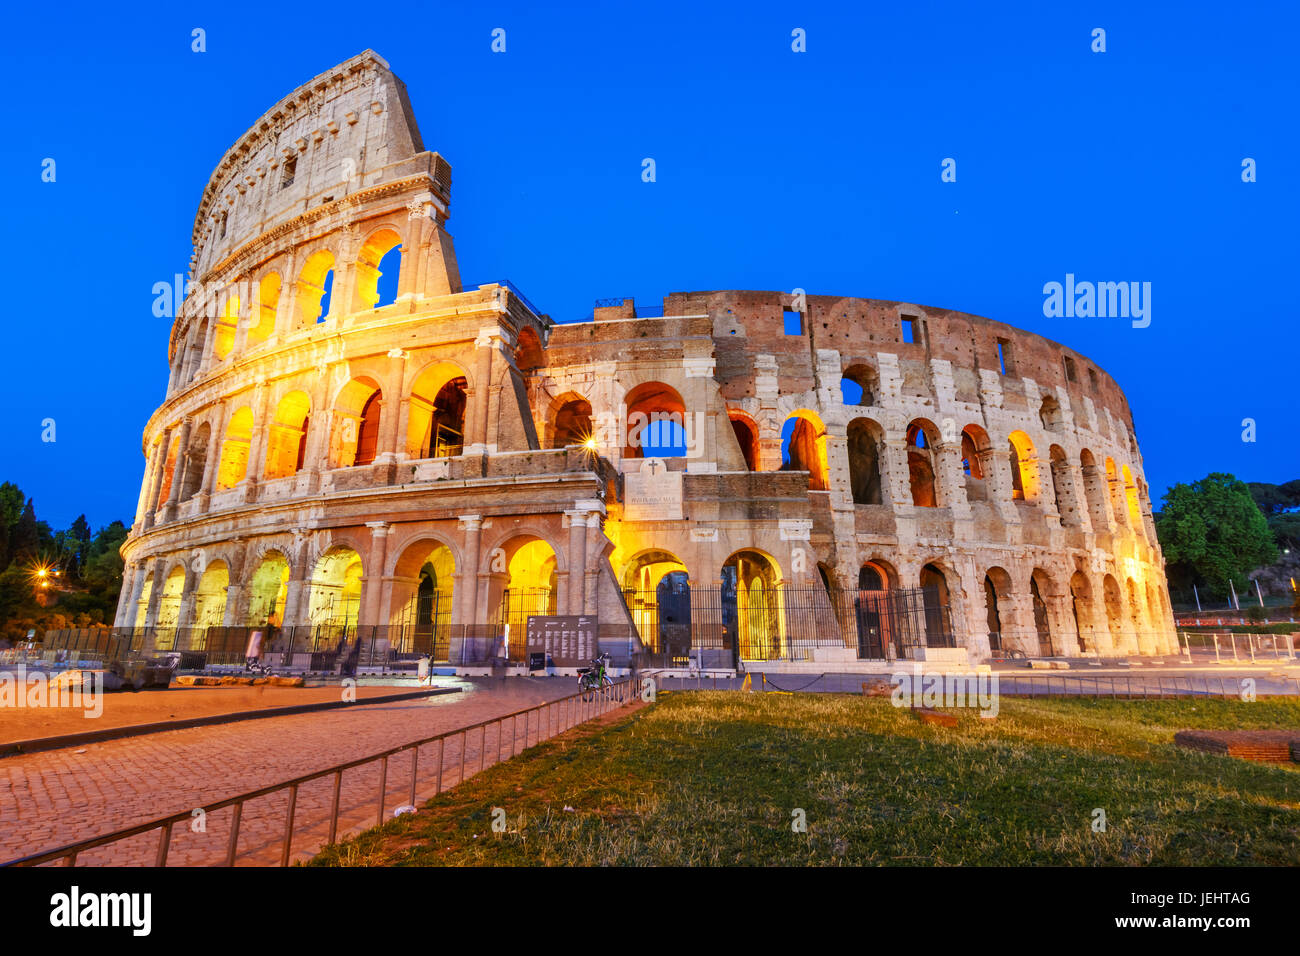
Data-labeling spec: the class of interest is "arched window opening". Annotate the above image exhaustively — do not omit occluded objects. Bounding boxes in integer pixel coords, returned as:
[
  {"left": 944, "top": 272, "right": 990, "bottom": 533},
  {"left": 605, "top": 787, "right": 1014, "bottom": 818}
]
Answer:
[
  {"left": 1079, "top": 449, "right": 1110, "bottom": 529},
  {"left": 246, "top": 552, "right": 290, "bottom": 627},
  {"left": 729, "top": 415, "right": 758, "bottom": 472},
  {"left": 308, "top": 547, "right": 363, "bottom": 630},
  {"left": 247, "top": 273, "right": 280, "bottom": 347},
  {"left": 192, "top": 561, "right": 229, "bottom": 629},
  {"left": 390, "top": 540, "right": 456, "bottom": 655},
  {"left": 906, "top": 421, "right": 939, "bottom": 507},
  {"left": 491, "top": 536, "right": 558, "bottom": 661},
  {"left": 624, "top": 382, "right": 688, "bottom": 459},
  {"left": 408, "top": 365, "right": 468, "bottom": 459},
  {"left": 516, "top": 327, "right": 545, "bottom": 374},
  {"left": 179, "top": 423, "right": 211, "bottom": 501},
  {"left": 1122, "top": 465, "right": 1144, "bottom": 535},
  {"left": 984, "top": 574, "right": 1003, "bottom": 651},
  {"left": 330, "top": 378, "right": 384, "bottom": 468},
  {"left": 1070, "top": 571, "right": 1094, "bottom": 653},
  {"left": 355, "top": 390, "right": 383, "bottom": 466},
  {"left": 551, "top": 398, "right": 593, "bottom": 449},
  {"left": 213, "top": 293, "right": 240, "bottom": 361},
  {"left": 919, "top": 563, "right": 954, "bottom": 647},
  {"left": 960, "top": 425, "right": 990, "bottom": 503},
  {"left": 1040, "top": 396, "right": 1064, "bottom": 432},
  {"left": 847, "top": 418, "right": 883, "bottom": 504},
  {"left": 354, "top": 229, "right": 403, "bottom": 311},
  {"left": 1049, "top": 445, "right": 1079, "bottom": 525},
  {"left": 841, "top": 364, "right": 878, "bottom": 407},
  {"left": 217, "top": 407, "right": 254, "bottom": 490},
  {"left": 1008, "top": 430, "right": 1039, "bottom": 501},
  {"left": 723, "top": 550, "right": 782, "bottom": 661},
  {"left": 295, "top": 250, "right": 336, "bottom": 327},
  {"left": 780, "top": 414, "right": 829, "bottom": 491},
  {"left": 265, "top": 391, "right": 311, "bottom": 480},
  {"left": 622, "top": 549, "right": 690, "bottom": 655}
]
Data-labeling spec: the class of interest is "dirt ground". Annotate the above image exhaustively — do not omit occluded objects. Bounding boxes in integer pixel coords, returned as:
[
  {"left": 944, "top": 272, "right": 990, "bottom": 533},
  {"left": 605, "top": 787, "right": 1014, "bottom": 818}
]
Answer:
[{"left": 0, "top": 680, "right": 444, "bottom": 745}]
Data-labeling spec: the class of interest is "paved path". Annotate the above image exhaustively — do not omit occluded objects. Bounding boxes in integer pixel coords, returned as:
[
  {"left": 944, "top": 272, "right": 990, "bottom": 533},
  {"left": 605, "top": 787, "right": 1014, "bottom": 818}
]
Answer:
[{"left": 0, "top": 677, "right": 590, "bottom": 866}]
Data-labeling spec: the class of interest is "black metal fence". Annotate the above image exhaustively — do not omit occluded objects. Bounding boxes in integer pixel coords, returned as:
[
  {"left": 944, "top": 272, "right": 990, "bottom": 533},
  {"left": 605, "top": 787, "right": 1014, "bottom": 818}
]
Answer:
[{"left": 622, "top": 585, "right": 955, "bottom": 665}]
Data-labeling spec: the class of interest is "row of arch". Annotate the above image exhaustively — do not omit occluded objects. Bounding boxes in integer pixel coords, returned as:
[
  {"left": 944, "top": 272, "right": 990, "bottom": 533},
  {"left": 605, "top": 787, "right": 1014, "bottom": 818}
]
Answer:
[{"left": 173, "top": 225, "right": 407, "bottom": 390}]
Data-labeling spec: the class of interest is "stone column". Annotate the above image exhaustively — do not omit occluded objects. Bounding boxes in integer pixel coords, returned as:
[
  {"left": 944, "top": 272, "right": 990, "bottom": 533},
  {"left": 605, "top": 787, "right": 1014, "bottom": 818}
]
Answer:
[
  {"left": 933, "top": 439, "right": 969, "bottom": 516},
  {"left": 566, "top": 510, "right": 589, "bottom": 616},
  {"left": 197, "top": 404, "right": 227, "bottom": 511},
  {"left": 361, "top": 522, "right": 391, "bottom": 626},
  {"left": 882, "top": 437, "right": 913, "bottom": 507},
  {"left": 465, "top": 328, "right": 497, "bottom": 453},
  {"left": 142, "top": 430, "right": 172, "bottom": 529},
  {"left": 456, "top": 515, "right": 483, "bottom": 626},
  {"left": 161, "top": 417, "right": 194, "bottom": 521},
  {"left": 377, "top": 349, "right": 408, "bottom": 461}
]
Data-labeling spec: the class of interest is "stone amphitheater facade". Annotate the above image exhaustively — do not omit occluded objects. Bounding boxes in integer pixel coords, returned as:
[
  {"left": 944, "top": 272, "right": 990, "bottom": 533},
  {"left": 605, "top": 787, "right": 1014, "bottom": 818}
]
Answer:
[{"left": 114, "top": 50, "right": 1177, "bottom": 666}]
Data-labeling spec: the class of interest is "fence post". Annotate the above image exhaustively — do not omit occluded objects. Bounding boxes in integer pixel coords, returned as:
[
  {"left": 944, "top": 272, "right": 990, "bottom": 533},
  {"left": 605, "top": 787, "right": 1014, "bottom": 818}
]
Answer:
[
  {"left": 328, "top": 770, "right": 343, "bottom": 844},
  {"left": 1213, "top": 634, "right": 1220, "bottom": 663},
  {"left": 375, "top": 755, "right": 389, "bottom": 827},
  {"left": 280, "top": 783, "right": 299, "bottom": 867},
  {"left": 155, "top": 821, "right": 173, "bottom": 867},
  {"left": 434, "top": 738, "right": 445, "bottom": 796},
  {"left": 225, "top": 802, "right": 243, "bottom": 866},
  {"left": 1231, "top": 633, "right": 1238, "bottom": 661},
  {"left": 458, "top": 730, "right": 467, "bottom": 785}
]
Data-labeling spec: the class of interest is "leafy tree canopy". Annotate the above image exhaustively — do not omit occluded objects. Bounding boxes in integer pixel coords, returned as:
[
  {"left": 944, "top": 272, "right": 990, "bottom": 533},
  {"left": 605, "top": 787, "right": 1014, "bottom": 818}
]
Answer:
[{"left": 1156, "top": 473, "right": 1278, "bottom": 597}]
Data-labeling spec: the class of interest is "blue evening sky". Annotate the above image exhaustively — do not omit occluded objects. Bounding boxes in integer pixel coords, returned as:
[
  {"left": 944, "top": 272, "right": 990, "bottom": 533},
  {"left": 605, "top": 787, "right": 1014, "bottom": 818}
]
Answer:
[{"left": 2, "top": 0, "right": 1296, "bottom": 531}]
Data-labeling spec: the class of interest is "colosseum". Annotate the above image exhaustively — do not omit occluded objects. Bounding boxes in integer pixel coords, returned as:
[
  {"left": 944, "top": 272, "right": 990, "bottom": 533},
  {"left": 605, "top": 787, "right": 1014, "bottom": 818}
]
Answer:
[{"left": 113, "top": 50, "right": 1177, "bottom": 672}]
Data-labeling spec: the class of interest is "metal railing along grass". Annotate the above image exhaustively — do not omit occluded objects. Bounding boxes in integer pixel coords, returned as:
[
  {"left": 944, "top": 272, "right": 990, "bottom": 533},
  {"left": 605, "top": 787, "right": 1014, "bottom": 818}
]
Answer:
[{"left": 4, "top": 679, "right": 640, "bottom": 868}]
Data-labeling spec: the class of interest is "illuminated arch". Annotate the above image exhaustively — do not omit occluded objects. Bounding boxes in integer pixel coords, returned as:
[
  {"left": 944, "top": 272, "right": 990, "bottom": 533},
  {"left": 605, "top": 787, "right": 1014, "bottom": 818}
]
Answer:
[
  {"left": 407, "top": 361, "right": 469, "bottom": 459},
  {"left": 212, "top": 291, "right": 240, "bottom": 360},
  {"left": 217, "top": 406, "right": 254, "bottom": 490},
  {"left": 728, "top": 411, "right": 760, "bottom": 472},
  {"left": 724, "top": 549, "right": 783, "bottom": 661},
  {"left": 307, "top": 546, "right": 363, "bottom": 628},
  {"left": 191, "top": 560, "right": 229, "bottom": 628},
  {"left": 960, "top": 424, "right": 991, "bottom": 502},
  {"left": 295, "top": 249, "right": 336, "bottom": 327},
  {"left": 330, "top": 376, "right": 384, "bottom": 468},
  {"left": 264, "top": 391, "right": 311, "bottom": 480},
  {"left": 353, "top": 228, "right": 403, "bottom": 311},
  {"left": 247, "top": 272, "right": 280, "bottom": 347},
  {"left": 780, "top": 410, "right": 829, "bottom": 491},
  {"left": 624, "top": 381, "right": 687, "bottom": 459},
  {"left": 246, "top": 550, "right": 290, "bottom": 626},
  {"left": 1008, "top": 430, "right": 1040, "bottom": 501}
]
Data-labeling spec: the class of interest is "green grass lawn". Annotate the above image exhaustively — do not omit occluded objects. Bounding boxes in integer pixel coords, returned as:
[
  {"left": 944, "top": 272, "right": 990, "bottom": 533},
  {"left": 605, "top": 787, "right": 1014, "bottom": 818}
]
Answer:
[{"left": 310, "top": 692, "right": 1300, "bottom": 866}]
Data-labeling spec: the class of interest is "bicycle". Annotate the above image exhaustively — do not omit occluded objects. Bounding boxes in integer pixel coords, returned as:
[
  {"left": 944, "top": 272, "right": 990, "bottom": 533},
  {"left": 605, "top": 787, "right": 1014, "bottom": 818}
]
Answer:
[{"left": 576, "top": 654, "right": 614, "bottom": 700}]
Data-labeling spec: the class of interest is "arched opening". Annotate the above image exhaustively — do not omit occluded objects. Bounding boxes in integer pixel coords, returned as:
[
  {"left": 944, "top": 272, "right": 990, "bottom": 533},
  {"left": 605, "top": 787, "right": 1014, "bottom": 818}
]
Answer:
[
  {"left": 984, "top": 567, "right": 1013, "bottom": 652},
  {"left": 308, "top": 547, "right": 363, "bottom": 629},
  {"left": 859, "top": 560, "right": 897, "bottom": 591},
  {"left": 330, "top": 377, "right": 384, "bottom": 468},
  {"left": 1145, "top": 581, "right": 1161, "bottom": 642},
  {"left": 624, "top": 382, "right": 688, "bottom": 458},
  {"left": 217, "top": 407, "right": 254, "bottom": 490},
  {"left": 155, "top": 434, "right": 181, "bottom": 507},
  {"left": 187, "top": 319, "right": 208, "bottom": 382},
  {"left": 246, "top": 551, "right": 290, "bottom": 627},
  {"left": 622, "top": 549, "right": 690, "bottom": 654},
  {"left": 1103, "top": 574, "right": 1125, "bottom": 651},
  {"left": 247, "top": 272, "right": 280, "bottom": 347},
  {"left": 515, "top": 327, "right": 545, "bottom": 374},
  {"left": 550, "top": 396, "right": 594, "bottom": 449},
  {"left": 1030, "top": 572, "right": 1054, "bottom": 656},
  {"left": 847, "top": 417, "right": 884, "bottom": 504},
  {"left": 919, "top": 563, "right": 955, "bottom": 647},
  {"left": 780, "top": 412, "right": 829, "bottom": 491},
  {"left": 1039, "top": 395, "right": 1064, "bottom": 432},
  {"left": 179, "top": 422, "right": 211, "bottom": 501},
  {"left": 407, "top": 363, "right": 468, "bottom": 459},
  {"left": 1008, "top": 430, "right": 1040, "bottom": 501},
  {"left": 354, "top": 229, "right": 403, "bottom": 311},
  {"left": 133, "top": 572, "right": 154, "bottom": 629},
  {"left": 723, "top": 549, "right": 782, "bottom": 661},
  {"left": 841, "top": 364, "right": 878, "bottom": 406},
  {"left": 213, "top": 292, "right": 240, "bottom": 361},
  {"left": 729, "top": 413, "right": 759, "bottom": 472},
  {"left": 960, "top": 425, "right": 991, "bottom": 503},
  {"left": 155, "top": 565, "right": 187, "bottom": 635},
  {"left": 264, "top": 391, "right": 311, "bottom": 480},
  {"left": 295, "top": 249, "right": 336, "bottom": 327},
  {"left": 1079, "top": 449, "right": 1110, "bottom": 530},
  {"left": 906, "top": 420, "right": 940, "bottom": 507},
  {"left": 192, "top": 561, "right": 229, "bottom": 629},
  {"left": 391, "top": 539, "right": 456, "bottom": 657},
  {"left": 489, "top": 536, "right": 559, "bottom": 660},
  {"left": 1070, "top": 571, "right": 1095, "bottom": 652}
]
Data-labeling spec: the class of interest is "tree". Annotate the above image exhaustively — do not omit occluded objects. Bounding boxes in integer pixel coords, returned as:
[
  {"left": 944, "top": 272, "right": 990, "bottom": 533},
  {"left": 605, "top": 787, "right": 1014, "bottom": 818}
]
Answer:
[
  {"left": 8, "top": 499, "right": 39, "bottom": 563},
  {"left": 1155, "top": 473, "right": 1278, "bottom": 600}
]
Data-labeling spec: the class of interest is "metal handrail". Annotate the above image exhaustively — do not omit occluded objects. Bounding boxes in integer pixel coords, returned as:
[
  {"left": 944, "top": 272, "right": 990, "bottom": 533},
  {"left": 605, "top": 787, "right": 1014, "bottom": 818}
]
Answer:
[{"left": 5, "top": 677, "right": 640, "bottom": 868}]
